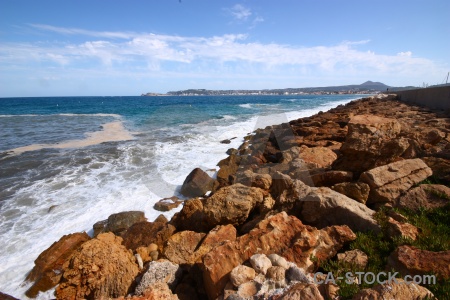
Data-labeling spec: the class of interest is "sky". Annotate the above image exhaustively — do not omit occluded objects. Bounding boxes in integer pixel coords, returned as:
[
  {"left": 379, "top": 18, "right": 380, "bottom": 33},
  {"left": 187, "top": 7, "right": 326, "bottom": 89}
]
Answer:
[{"left": 0, "top": 0, "right": 449, "bottom": 97}]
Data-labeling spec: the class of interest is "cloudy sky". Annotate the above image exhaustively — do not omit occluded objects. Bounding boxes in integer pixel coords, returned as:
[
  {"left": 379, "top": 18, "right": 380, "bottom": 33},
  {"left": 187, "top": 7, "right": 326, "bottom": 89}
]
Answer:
[{"left": 1, "top": 0, "right": 449, "bottom": 97}]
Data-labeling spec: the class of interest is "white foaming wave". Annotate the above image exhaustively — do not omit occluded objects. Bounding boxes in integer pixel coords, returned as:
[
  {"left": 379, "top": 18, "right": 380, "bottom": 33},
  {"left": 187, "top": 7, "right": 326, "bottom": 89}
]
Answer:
[
  {"left": 239, "top": 103, "right": 253, "bottom": 109},
  {"left": 221, "top": 115, "right": 237, "bottom": 120},
  {"left": 0, "top": 142, "right": 182, "bottom": 299}
]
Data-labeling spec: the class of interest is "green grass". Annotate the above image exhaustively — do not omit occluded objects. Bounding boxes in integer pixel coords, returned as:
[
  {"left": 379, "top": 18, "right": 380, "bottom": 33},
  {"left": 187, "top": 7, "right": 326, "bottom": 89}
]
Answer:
[{"left": 315, "top": 202, "right": 450, "bottom": 299}]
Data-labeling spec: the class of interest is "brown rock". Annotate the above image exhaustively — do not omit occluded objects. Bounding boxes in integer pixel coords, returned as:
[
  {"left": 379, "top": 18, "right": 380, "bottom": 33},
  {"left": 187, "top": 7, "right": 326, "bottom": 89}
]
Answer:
[
  {"left": 337, "top": 249, "right": 368, "bottom": 269},
  {"left": 387, "top": 217, "right": 419, "bottom": 240},
  {"left": 25, "top": 232, "right": 90, "bottom": 298},
  {"left": 387, "top": 245, "right": 450, "bottom": 279},
  {"left": 300, "top": 187, "right": 380, "bottom": 232},
  {"left": 169, "top": 198, "right": 209, "bottom": 232},
  {"left": 135, "top": 260, "right": 182, "bottom": 295},
  {"left": 201, "top": 212, "right": 355, "bottom": 299},
  {"left": 332, "top": 182, "right": 370, "bottom": 203},
  {"left": 230, "top": 265, "right": 256, "bottom": 287},
  {"left": 235, "top": 170, "right": 272, "bottom": 190},
  {"left": 154, "top": 196, "right": 183, "bottom": 212},
  {"left": 180, "top": 168, "right": 215, "bottom": 198},
  {"left": 275, "top": 283, "right": 324, "bottom": 300},
  {"left": 217, "top": 154, "right": 241, "bottom": 187},
  {"left": 298, "top": 146, "right": 337, "bottom": 168},
  {"left": 163, "top": 231, "right": 206, "bottom": 265},
  {"left": 194, "top": 224, "right": 237, "bottom": 259},
  {"left": 55, "top": 232, "right": 139, "bottom": 299},
  {"left": 237, "top": 281, "right": 261, "bottom": 298},
  {"left": 352, "top": 279, "right": 433, "bottom": 300},
  {"left": 311, "top": 170, "right": 353, "bottom": 187},
  {"left": 422, "top": 157, "right": 450, "bottom": 183},
  {"left": 93, "top": 211, "right": 146, "bottom": 237},
  {"left": 122, "top": 221, "right": 176, "bottom": 252},
  {"left": 360, "top": 159, "right": 433, "bottom": 204},
  {"left": 396, "top": 184, "right": 450, "bottom": 211},
  {"left": 266, "top": 266, "right": 286, "bottom": 282},
  {"left": 0, "top": 292, "right": 19, "bottom": 300}
]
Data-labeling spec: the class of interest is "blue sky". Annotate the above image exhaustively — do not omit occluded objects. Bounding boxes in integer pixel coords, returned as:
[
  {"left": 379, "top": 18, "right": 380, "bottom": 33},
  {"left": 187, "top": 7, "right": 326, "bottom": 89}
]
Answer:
[{"left": 1, "top": 0, "right": 449, "bottom": 97}]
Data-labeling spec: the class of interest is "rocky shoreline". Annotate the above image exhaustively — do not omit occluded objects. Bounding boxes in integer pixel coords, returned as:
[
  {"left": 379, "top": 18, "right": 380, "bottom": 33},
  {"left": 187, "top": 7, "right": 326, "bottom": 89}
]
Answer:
[{"left": 14, "top": 94, "right": 450, "bottom": 299}]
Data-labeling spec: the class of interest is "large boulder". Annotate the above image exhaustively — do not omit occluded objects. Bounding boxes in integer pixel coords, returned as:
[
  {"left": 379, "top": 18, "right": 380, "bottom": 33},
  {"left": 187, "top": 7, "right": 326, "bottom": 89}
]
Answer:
[
  {"left": 331, "top": 182, "right": 370, "bottom": 204},
  {"left": 396, "top": 184, "right": 450, "bottom": 211},
  {"left": 387, "top": 245, "right": 450, "bottom": 279},
  {"left": 352, "top": 279, "right": 434, "bottom": 300},
  {"left": 299, "top": 187, "right": 380, "bottom": 232},
  {"left": 121, "top": 220, "right": 176, "bottom": 252},
  {"left": 297, "top": 146, "right": 338, "bottom": 168},
  {"left": 25, "top": 232, "right": 90, "bottom": 298},
  {"left": 134, "top": 260, "right": 182, "bottom": 295},
  {"left": 180, "top": 168, "right": 215, "bottom": 198},
  {"left": 163, "top": 231, "right": 206, "bottom": 265},
  {"left": 55, "top": 232, "right": 139, "bottom": 299},
  {"left": 360, "top": 158, "right": 432, "bottom": 204},
  {"left": 422, "top": 157, "right": 450, "bottom": 183},
  {"left": 93, "top": 211, "right": 146, "bottom": 237},
  {"left": 333, "top": 115, "right": 409, "bottom": 174},
  {"left": 201, "top": 212, "right": 356, "bottom": 299}
]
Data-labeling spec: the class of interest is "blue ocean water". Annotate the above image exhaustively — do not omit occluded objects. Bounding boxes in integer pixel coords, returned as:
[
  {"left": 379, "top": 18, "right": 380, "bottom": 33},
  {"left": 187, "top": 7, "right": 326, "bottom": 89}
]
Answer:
[{"left": 0, "top": 94, "right": 361, "bottom": 298}]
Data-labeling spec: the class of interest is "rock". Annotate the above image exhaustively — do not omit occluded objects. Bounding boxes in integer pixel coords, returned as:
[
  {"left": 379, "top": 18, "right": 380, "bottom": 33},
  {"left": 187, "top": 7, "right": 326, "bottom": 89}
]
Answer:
[
  {"left": 169, "top": 198, "right": 209, "bottom": 232},
  {"left": 217, "top": 154, "right": 241, "bottom": 187},
  {"left": 396, "top": 184, "right": 450, "bottom": 211},
  {"left": 180, "top": 168, "right": 215, "bottom": 198},
  {"left": 387, "top": 245, "right": 450, "bottom": 279},
  {"left": 285, "top": 265, "right": 311, "bottom": 283},
  {"left": 425, "top": 129, "right": 445, "bottom": 145},
  {"left": 298, "top": 146, "right": 338, "bottom": 168},
  {"left": 0, "top": 292, "right": 19, "bottom": 300},
  {"left": 235, "top": 170, "right": 272, "bottom": 190},
  {"left": 126, "top": 282, "right": 179, "bottom": 300},
  {"left": 93, "top": 211, "right": 146, "bottom": 236},
  {"left": 194, "top": 224, "right": 237, "bottom": 260},
  {"left": 276, "top": 283, "right": 324, "bottom": 300},
  {"left": 163, "top": 231, "right": 206, "bottom": 265},
  {"left": 135, "top": 260, "right": 182, "bottom": 295},
  {"left": 220, "top": 139, "right": 231, "bottom": 144},
  {"left": 154, "top": 214, "right": 169, "bottom": 223},
  {"left": 266, "top": 266, "right": 286, "bottom": 282},
  {"left": 311, "top": 170, "right": 353, "bottom": 187},
  {"left": 201, "top": 212, "right": 355, "bottom": 299},
  {"left": 337, "top": 249, "right": 368, "bottom": 269},
  {"left": 360, "top": 158, "right": 433, "bottom": 204},
  {"left": 386, "top": 217, "right": 419, "bottom": 240},
  {"left": 300, "top": 187, "right": 380, "bottom": 232},
  {"left": 154, "top": 196, "right": 183, "bottom": 212},
  {"left": 422, "top": 157, "right": 450, "bottom": 183},
  {"left": 352, "top": 279, "right": 434, "bottom": 300},
  {"left": 250, "top": 254, "right": 272, "bottom": 275},
  {"left": 230, "top": 265, "right": 256, "bottom": 287},
  {"left": 122, "top": 221, "right": 176, "bottom": 252},
  {"left": 267, "top": 254, "right": 289, "bottom": 270},
  {"left": 237, "top": 281, "right": 261, "bottom": 298},
  {"left": 202, "top": 184, "right": 265, "bottom": 230},
  {"left": 332, "top": 182, "right": 370, "bottom": 204},
  {"left": 55, "top": 232, "right": 139, "bottom": 299},
  {"left": 24, "top": 232, "right": 90, "bottom": 298},
  {"left": 271, "top": 171, "right": 294, "bottom": 199}
]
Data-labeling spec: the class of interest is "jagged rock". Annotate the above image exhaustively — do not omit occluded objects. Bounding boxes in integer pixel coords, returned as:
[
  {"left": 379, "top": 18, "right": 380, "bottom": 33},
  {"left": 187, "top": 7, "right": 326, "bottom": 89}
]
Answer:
[
  {"left": 387, "top": 245, "right": 450, "bottom": 279},
  {"left": 55, "top": 232, "right": 139, "bottom": 299},
  {"left": 276, "top": 283, "right": 324, "bottom": 300},
  {"left": 201, "top": 212, "right": 355, "bottom": 299},
  {"left": 122, "top": 221, "right": 176, "bottom": 252},
  {"left": 250, "top": 254, "right": 272, "bottom": 275},
  {"left": 352, "top": 279, "right": 434, "bottom": 300},
  {"left": 217, "top": 154, "right": 241, "bottom": 187},
  {"left": 422, "top": 157, "right": 450, "bottom": 183},
  {"left": 271, "top": 171, "right": 294, "bottom": 199},
  {"left": 118, "top": 282, "right": 179, "bottom": 300},
  {"left": 235, "top": 170, "right": 272, "bottom": 190},
  {"left": 163, "top": 231, "right": 205, "bottom": 265},
  {"left": 194, "top": 224, "right": 237, "bottom": 260},
  {"left": 332, "top": 182, "right": 370, "bottom": 204},
  {"left": 170, "top": 198, "right": 208, "bottom": 232},
  {"left": 360, "top": 158, "right": 433, "bottom": 204},
  {"left": 300, "top": 187, "right": 380, "bottom": 232},
  {"left": 311, "top": 170, "right": 353, "bottom": 187},
  {"left": 298, "top": 146, "right": 337, "bottom": 168},
  {"left": 387, "top": 217, "right": 419, "bottom": 240},
  {"left": 135, "top": 260, "right": 182, "bottom": 295},
  {"left": 93, "top": 211, "right": 146, "bottom": 237},
  {"left": 24, "top": 232, "right": 90, "bottom": 298},
  {"left": 396, "top": 184, "right": 450, "bottom": 211},
  {"left": 180, "top": 168, "right": 215, "bottom": 198},
  {"left": 337, "top": 249, "right": 368, "bottom": 269},
  {"left": 230, "top": 265, "right": 256, "bottom": 287},
  {"left": 154, "top": 196, "right": 183, "bottom": 212}
]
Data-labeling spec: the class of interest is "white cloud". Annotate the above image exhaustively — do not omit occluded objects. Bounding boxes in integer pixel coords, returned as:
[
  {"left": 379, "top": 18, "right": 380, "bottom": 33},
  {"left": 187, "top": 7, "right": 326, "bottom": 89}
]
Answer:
[
  {"left": 229, "top": 4, "right": 252, "bottom": 21},
  {"left": 398, "top": 51, "right": 412, "bottom": 57}
]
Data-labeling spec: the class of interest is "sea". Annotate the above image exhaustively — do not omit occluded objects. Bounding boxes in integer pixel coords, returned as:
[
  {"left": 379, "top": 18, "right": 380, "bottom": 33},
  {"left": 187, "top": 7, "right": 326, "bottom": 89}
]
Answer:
[{"left": 0, "top": 94, "right": 362, "bottom": 298}]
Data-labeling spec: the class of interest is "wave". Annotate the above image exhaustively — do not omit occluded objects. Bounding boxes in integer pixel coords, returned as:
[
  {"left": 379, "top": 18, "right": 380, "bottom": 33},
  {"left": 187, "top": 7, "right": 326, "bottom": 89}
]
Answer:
[{"left": 239, "top": 103, "right": 253, "bottom": 109}]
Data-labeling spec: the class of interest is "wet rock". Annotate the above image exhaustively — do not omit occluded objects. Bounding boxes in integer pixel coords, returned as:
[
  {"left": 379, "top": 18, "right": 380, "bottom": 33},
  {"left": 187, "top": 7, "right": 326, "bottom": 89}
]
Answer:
[
  {"left": 154, "top": 196, "right": 183, "bottom": 212},
  {"left": 250, "top": 254, "right": 272, "bottom": 275},
  {"left": 396, "top": 184, "right": 450, "bottom": 211},
  {"left": 300, "top": 187, "right": 380, "bottom": 232},
  {"left": 135, "top": 260, "right": 182, "bottom": 295},
  {"left": 122, "top": 220, "right": 176, "bottom": 252},
  {"left": 25, "top": 232, "right": 90, "bottom": 298},
  {"left": 230, "top": 265, "right": 256, "bottom": 287},
  {"left": 332, "top": 182, "right": 370, "bottom": 204},
  {"left": 0, "top": 292, "right": 19, "bottom": 300},
  {"left": 180, "top": 168, "right": 215, "bottom": 198},
  {"left": 387, "top": 245, "right": 450, "bottom": 279},
  {"left": 352, "top": 279, "right": 434, "bottom": 300},
  {"left": 360, "top": 158, "right": 433, "bottom": 204},
  {"left": 55, "top": 232, "right": 139, "bottom": 299},
  {"left": 337, "top": 249, "right": 368, "bottom": 269},
  {"left": 93, "top": 211, "right": 146, "bottom": 237}
]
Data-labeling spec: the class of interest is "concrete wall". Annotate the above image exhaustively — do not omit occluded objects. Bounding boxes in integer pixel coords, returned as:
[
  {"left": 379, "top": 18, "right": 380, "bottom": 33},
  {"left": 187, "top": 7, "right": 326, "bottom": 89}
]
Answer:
[{"left": 395, "top": 85, "right": 450, "bottom": 110}]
